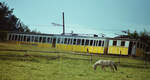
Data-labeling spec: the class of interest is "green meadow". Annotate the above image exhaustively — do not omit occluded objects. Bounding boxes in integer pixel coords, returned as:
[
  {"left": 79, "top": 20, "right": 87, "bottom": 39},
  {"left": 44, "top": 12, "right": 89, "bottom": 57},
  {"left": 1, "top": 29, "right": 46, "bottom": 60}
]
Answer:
[{"left": 0, "top": 42, "right": 150, "bottom": 80}]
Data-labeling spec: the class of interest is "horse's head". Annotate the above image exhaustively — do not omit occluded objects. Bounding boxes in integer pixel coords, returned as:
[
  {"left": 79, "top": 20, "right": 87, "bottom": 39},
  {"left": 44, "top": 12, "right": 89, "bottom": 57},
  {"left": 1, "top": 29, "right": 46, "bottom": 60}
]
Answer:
[{"left": 93, "top": 64, "right": 97, "bottom": 70}]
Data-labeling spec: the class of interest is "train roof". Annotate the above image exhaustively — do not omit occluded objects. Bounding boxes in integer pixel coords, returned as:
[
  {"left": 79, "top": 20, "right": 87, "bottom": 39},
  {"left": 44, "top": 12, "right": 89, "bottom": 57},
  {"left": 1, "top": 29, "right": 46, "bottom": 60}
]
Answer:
[
  {"left": 8, "top": 31, "right": 109, "bottom": 39},
  {"left": 8, "top": 31, "right": 141, "bottom": 41}
]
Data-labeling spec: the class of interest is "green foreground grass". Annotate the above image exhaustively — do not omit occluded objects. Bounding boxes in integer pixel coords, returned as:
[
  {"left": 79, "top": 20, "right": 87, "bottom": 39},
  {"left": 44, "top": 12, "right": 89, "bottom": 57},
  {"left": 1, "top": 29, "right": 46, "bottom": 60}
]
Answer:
[{"left": 0, "top": 42, "right": 150, "bottom": 80}]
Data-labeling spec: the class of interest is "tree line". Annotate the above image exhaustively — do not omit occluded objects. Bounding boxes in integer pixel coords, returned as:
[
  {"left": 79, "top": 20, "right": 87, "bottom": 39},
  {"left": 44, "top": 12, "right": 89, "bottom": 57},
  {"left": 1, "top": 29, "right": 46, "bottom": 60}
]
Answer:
[
  {"left": 0, "top": 2, "right": 40, "bottom": 33},
  {"left": 121, "top": 29, "right": 150, "bottom": 51}
]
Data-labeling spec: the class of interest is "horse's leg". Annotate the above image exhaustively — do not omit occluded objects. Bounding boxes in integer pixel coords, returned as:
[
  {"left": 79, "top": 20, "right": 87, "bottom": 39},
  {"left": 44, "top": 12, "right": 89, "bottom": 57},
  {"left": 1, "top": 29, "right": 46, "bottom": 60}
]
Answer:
[
  {"left": 102, "top": 65, "right": 106, "bottom": 71},
  {"left": 110, "top": 65, "right": 114, "bottom": 72}
]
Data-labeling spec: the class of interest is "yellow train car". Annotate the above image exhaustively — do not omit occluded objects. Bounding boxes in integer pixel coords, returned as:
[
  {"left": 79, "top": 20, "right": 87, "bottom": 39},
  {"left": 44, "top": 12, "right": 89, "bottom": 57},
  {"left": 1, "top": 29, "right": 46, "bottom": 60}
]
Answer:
[
  {"left": 107, "top": 38, "right": 145, "bottom": 56},
  {"left": 54, "top": 35, "right": 108, "bottom": 54},
  {"left": 6, "top": 32, "right": 108, "bottom": 54},
  {"left": 5, "top": 32, "right": 145, "bottom": 56}
]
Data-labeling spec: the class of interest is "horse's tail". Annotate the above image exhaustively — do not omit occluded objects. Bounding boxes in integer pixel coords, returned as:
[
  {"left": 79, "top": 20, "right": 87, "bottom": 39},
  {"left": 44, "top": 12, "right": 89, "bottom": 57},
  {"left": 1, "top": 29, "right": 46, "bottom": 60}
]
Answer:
[{"left": 113, "top": 63, "right": 117, "bottom": 71}]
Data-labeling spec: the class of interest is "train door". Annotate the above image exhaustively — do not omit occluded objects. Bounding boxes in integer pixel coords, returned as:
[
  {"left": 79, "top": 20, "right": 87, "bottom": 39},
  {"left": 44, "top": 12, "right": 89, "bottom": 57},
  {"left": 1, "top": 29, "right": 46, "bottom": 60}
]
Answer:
[
  {"left": 128, "top": 41, "right": 133, "bottom": 55},
  {"left": 52, "top": 38, "right": 56, "bottom": 48},
  {"left": 128, "top": 41, "right": 136, "bottom": 56}
]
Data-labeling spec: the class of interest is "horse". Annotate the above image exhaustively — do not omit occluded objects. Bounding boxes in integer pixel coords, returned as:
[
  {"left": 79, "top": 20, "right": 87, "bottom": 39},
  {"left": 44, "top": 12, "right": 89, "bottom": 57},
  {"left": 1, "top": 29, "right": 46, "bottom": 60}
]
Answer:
[{"left": 93, "top": 60, "right": 117, "bottom": 72}]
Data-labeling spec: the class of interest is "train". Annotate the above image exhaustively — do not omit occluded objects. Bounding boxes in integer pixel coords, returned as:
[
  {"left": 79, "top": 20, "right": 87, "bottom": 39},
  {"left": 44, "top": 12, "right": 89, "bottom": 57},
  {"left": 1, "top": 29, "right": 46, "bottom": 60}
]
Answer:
[{"left": 4, "top": 31, "right": 146, "bottom": 56}]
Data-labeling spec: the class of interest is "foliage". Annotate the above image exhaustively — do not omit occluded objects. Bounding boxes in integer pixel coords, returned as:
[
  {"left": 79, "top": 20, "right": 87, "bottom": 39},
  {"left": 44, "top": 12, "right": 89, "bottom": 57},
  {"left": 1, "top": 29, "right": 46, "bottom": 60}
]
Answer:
[
  {"left": 122, "top": 29, "right": 150, "bottom": 51},
  {"left": 0, "top": 2, "right": 31, "bottom": 33}
]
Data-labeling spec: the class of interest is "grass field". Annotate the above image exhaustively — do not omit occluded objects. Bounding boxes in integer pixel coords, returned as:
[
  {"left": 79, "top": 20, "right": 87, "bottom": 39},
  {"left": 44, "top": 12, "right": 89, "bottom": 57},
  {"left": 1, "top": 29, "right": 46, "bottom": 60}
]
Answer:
[{"left": 0, "top": 42, "right": 150, "bottom": 80}]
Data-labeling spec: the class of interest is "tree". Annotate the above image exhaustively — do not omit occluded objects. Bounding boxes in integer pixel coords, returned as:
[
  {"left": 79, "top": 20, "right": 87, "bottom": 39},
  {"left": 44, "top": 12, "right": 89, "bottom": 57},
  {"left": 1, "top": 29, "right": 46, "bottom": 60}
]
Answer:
[
  {"left": 122, "top": 29, "right": 150, "bottom": 51},
  {"left": 0, "top": 2, "right": 18, "bottom": 31},
  {"left": 0, "top": 2, "right": 31, "bottom": 32}
]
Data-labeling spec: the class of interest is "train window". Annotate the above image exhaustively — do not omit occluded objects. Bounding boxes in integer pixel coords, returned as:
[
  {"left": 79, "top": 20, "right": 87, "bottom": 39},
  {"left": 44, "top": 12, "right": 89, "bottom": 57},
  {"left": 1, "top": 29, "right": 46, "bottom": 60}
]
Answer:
[
  {"left": 27, "top": 36, "right": 30, "bottom": 42},
  {"left": 39, "top": 37, "right": 42, "bottom": 42},
  {"left": 90, "top": 40, "right": 93, "bottom": 46},
  {"left": 31, "top": 36, "right": 35, "bottom": 42},
  {"left": 81, "top": 39, "right": 85, "bottom": 45},
  {"left": 14, "top": 35, "right": 17, "bottom": 40},
  {"left": 113, "top": 40, "right": 117, "bottom": 46},
  {"left": 47, "top": 37, "right": 50, "bottom": 43},
  {"left": 42, "top": 37, "right": 46, "bottom": 43},
  {"left": 85, "top": 40, "right": 89, "bottom": 45},
  {"left": 64, "top": 38, "right": 67, "bottom": 44},
  {"left": 60, "top": 38, "right": 64, "bottom": 44},
  {"left": 140, "top": 43, "right": 142, "bottom": 48},
  {"left": 20, "top": 35, "right": 23, "bottom": 41},
  {"left": 34, "top": 36, "right": 39, "bottom": 42},
  {"left": 67, "top": 38, "right": 70, "bottom": 44},
  {"left": 137, "top": 42, "right": 140, "bottom": 48},
  {"left": 57, "top": 38, "right": 60, "bottom": 44},
  {"left": 9, "top": 34, "right": 11, "bottom": 40},
  {"left": 50, "top": 38, "right": 52, "bottom": 43},
  {"left": 98, "top": 40, "right": 101, "bottom": 46},
  {"left": 77, "top": 39, "right": 81, "bottom": 45},
  {"left": 18, "top": 35, "right": 21, "bottom": 41},
  {"left": 70, "top": 39, "right": 73, "bottom": 44},
  {"left": 20, "top": 35, "right": 22, "bottom": 41},
  {"left": 23, "top": 36, "right": 26, "bottom": 41},
  {"left": 73, "top": 39, "right": 76, "bottom": 45},
  {"left": 121, "top": 41, "right": 125, "bottom": 46}
]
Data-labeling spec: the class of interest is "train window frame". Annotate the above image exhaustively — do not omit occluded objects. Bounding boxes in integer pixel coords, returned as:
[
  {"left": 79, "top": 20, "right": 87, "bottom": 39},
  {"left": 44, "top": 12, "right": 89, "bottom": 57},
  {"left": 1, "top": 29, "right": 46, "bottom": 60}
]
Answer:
[
  {"left": 11, "top": 34, "right": 14, "bottom": 40},
  {"left": 96, "top": 40, "right": 99, "bottom": 46},
  {"left": 29, "top": 36, "right": 32, "bottom": 42},
  {"left": 64, "top": 38, "right": 67, "bottom": 44},
  {"left": 113, "top": 40, "right": 117, "bottom": 46},
  {"left": 77, "top": 39, "right": 81, "bottom": 45},
  {"left": 14, "top": 35, "right": 17, "bottom": 41},
  {"left": 137, "top": 42, "right": 140, "bottom": 48},
  {"left": 34, "top": 36, "right": 39, "bottom": 42},
  {"left": 20, "top": 35, "right": 23, "bottom": 41},
  {"left": 21, "top": 35, "right": 23, "bottom": 41},
  {"left": 67, "top": 38, "right": 70, "bottom": 44},
  {"left": 96, "top": 40, "right": 98, "bottom": 46},
  {"left": 26, "top": 36, "right": 30, "bottom": 42},
  {"left": 73, "top": 39, "right": 77, "bottom": 45},
  {"left": 102, "top": 40, "right": 104, "bottom": 46},
  {"left": 61, "top": 38, "right": 64, "bottom": 44},
  {"left": 81, "top": 39, "right": 85, "bottom": 45},
  {"left": 32, "top": 36, "right": 35, "bottom": 42},
  {"left": 42, "top": 37, "right": 46, "bottom": 43},
  {"left": 70, "top": 38, "right": 73, "bottom": 45},
  {"left": 93, "top": 40, "right": 96, "bottom": 46},
  {"left": 90, "top": 40, "right": 93, "bottom": 46},
  {"left": 9, "top": 34, "right": 12, "bottom": 40},
  {"left": 23, "top": 35, "right": 26, "bottom": 41},
  {"left": 47, "top": 37, "right": 50, "bottom": 43},
  {"left": 85, "top": 39, "right": 89, "bottom": 46},
  {"left": 121, "top": 41, "right": 125, "bottom": 46},
  {"left": 57, "top": 38, "right": 60, "bottom": 44},
  {"left": 98, "top": 40, "right": 101, "bottom": 46},
  {"left": 39, "top": 37, "right": 42, "bottom": 42},
  {"left": 140, "top": 43, "right": 143, "bottom": 49},
  {"left": 50, "top": 37, "right": 52, "bottom": 43},
  {"left": 18, "top": 35, "right": 20, "bottom": 41}
]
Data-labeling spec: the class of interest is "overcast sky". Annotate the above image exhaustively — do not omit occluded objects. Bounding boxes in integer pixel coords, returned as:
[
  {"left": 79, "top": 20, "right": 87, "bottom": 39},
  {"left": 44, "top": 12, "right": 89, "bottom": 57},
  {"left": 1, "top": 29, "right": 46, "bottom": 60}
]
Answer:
[{"left": 2, "top": 0, "right": 150, "bottom": 37}]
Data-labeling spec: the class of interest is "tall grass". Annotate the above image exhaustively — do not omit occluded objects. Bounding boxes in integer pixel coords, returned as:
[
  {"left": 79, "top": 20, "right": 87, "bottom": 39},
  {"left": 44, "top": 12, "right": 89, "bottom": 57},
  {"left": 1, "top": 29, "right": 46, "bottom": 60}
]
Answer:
[{"left": 0, "top": 42, "right": 150, "bottom": 80}]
